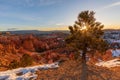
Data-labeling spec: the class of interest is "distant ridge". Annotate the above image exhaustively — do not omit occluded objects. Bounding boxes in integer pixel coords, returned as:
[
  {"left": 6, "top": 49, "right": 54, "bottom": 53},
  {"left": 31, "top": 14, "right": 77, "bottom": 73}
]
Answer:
[
  {"left": 103, "top": 29, "right": 120, "bottom": 31},
  {"left": 0, "top": 30, "right": 69, "bottom": 35},
  {"left": 1, "top": 29, "right": 120, "bottom": 35}
]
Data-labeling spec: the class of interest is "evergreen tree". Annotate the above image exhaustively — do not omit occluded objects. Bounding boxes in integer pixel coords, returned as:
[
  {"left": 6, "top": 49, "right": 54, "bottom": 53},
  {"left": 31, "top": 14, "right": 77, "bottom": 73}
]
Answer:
[{"left": 65, "top": 10, "right": 108, "bottom": 80}]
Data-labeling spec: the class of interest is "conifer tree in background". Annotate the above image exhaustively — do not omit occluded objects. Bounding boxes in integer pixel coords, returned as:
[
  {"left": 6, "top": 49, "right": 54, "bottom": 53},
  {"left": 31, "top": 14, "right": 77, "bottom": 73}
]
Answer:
[{"left": 65, "top": 10, "right": 108, "bottom": 80}]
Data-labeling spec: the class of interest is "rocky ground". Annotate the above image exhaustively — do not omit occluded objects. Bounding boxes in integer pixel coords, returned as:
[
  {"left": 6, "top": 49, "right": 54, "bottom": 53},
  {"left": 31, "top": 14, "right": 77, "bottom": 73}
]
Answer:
[{"left": 36, "top": 60, "right": 120, "bottom": 80}]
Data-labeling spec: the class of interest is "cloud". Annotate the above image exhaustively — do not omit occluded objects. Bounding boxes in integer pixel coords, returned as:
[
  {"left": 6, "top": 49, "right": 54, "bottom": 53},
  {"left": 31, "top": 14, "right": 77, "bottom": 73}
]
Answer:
[
  {"left": 103, "top": 1, "right": 120, "bottom": 9},
  {"left": 25, "top": 0, "right": 60, "bottom": 7},
  {"left": 7, "top": 28, "right": 18, "bottom": 31},
  {"left": 55, "top": 23, "right": 64, "bottom": 26},
  {"left": 0, "top": 11, "right": 42, "bottom": 21},
  {"left": 12, "top": 0, "right": 62, "bottom": 7},
  {"left": 0, "top": 0, "right": 63, "bottom": 8}
]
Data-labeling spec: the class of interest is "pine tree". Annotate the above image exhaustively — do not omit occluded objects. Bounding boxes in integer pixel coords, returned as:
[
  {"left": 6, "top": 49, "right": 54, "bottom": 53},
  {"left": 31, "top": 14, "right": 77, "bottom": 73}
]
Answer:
[{"left": 65, "top": 10, "right": 108, "bottom": 80}]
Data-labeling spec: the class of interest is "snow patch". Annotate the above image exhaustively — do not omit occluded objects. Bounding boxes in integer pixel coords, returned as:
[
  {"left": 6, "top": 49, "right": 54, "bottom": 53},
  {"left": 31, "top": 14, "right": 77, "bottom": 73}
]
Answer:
[
  {"left": 0, "top": 62, "right": 59, "bottom": 80},
  {"left": 95, "top": 58, "right": 120, "bottom": 68},
  {"left": 112, "top": 49, "right": 120, "bottom": 57}
]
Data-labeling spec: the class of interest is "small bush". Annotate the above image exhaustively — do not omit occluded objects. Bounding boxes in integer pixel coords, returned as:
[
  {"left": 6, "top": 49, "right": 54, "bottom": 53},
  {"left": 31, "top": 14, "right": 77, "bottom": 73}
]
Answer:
[
  {"left": 9, "top": 60, "right": 19, "bottom": 69},
  {"left": 20, "top": 54, "right": 33, "bottom": 67}
]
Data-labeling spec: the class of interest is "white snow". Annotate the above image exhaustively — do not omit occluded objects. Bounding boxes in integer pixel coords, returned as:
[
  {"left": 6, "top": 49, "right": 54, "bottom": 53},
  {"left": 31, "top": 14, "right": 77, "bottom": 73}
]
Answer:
[
  {"left": 0, "top": 62, "right": 59, "bottom": 80},
  {"left": 95, "top": 58, "right": 120, "bottom": 68},
  {"left": 112, "top": 49, "right": 120, "bottom": 57},
  {"left": 107, "top": 39, "right": 120, "bottom": 43},
  {"left": 113, "top": 40, "right": 120, "bottom": 43}
]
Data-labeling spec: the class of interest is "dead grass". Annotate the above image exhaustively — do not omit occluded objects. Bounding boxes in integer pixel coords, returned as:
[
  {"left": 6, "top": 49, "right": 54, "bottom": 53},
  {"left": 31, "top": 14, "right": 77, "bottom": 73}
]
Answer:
[{"left": 35, "top": 60, "right": 120, "bottom": 80}]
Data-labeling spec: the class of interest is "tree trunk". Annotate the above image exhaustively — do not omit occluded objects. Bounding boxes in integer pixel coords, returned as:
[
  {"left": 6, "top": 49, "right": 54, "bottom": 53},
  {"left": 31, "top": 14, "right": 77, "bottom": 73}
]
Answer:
[{"left": 81, "top": 50, "right": 88, "bottom": 80}]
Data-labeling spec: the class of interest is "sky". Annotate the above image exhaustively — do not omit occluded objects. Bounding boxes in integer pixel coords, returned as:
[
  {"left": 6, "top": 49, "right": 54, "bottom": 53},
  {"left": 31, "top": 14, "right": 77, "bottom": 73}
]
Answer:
[{"left": 0, "top": 0, "right": 120, "bottom": 31}]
